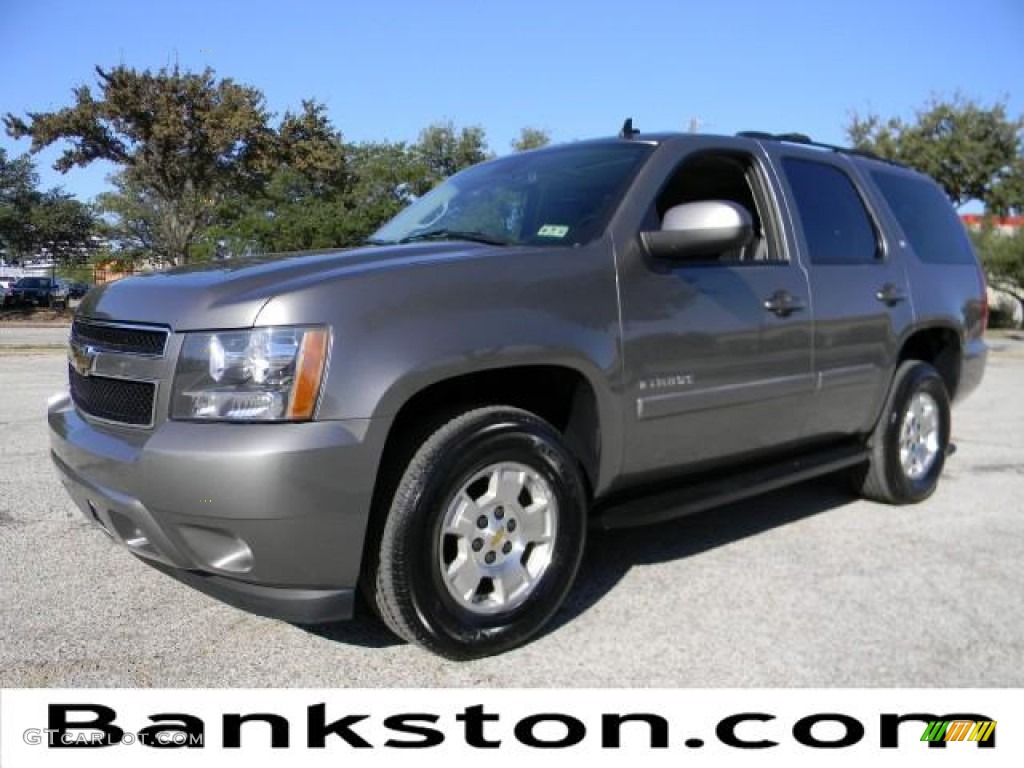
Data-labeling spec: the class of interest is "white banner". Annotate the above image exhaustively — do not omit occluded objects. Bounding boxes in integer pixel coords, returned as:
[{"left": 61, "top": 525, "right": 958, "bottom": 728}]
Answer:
[{"left": 1, "top": 688, "right": 1018, "bottom": 766}]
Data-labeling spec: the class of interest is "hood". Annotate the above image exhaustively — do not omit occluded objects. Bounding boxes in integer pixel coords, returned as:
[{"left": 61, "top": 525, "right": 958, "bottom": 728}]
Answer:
[{"left": 77, "top": 242, "right": 497, "bottom": 330}]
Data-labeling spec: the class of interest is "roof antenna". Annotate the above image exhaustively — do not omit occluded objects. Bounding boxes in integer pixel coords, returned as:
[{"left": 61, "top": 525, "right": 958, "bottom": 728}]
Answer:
[{"left": 619, "top": 117, "right": 639, "bottom": 139}]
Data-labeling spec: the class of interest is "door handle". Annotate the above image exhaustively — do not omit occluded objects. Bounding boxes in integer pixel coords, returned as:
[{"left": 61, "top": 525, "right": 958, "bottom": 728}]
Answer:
[
  {"left": 876, "top": 283, "right": 908, "bottom": 306},
  {"left": 763, "top": 290, "right": 806, "bottom": 317}
]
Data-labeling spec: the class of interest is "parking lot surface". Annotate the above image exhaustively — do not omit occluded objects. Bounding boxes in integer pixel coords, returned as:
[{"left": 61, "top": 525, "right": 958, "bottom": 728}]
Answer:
[
  {"left": 0, "top": 325, "right": 69, "bottom": 348},
  {"left": 1, "top": 337, "right": 1022, "bottom": 687}
]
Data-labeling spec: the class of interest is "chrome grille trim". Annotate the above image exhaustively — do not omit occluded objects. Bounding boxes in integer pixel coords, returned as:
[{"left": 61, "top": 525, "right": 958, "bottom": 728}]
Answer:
[{"left": 71, "top": 318, "right": 170, "bottom": 357}]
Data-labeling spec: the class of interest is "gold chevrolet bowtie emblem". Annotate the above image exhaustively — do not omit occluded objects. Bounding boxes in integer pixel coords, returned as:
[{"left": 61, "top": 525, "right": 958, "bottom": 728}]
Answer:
[
  {"left": 69, "top": 341, "right": 98, "bottom": 377},
  {"left": 491, "top": 527, "right": 506, "bottom": 549}
]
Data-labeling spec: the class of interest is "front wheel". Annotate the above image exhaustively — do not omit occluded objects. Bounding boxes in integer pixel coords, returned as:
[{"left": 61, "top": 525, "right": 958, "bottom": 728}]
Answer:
[
  {"left": 852, "top": 360, "right": 951, "bottom": 504},
  {"left": 368, "top": 407, "right": 588, "bottom": 659}
]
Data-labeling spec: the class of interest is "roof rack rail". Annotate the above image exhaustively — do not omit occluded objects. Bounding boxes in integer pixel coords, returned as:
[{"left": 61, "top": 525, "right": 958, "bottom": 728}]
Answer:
[{"left": 735, "top": 130, "right": 906, "bottom": 168}]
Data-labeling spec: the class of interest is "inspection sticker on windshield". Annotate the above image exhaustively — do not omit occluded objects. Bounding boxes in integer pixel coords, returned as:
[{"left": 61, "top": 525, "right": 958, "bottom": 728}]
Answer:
[{"left": 537, "top": 224, "right": 569, "bottom": 238}]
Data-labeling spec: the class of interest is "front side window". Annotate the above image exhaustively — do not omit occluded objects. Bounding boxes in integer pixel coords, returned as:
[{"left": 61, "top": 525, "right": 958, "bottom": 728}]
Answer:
[
  {"left": 648, "top": 151, "right": 779, "bottom": 263},
  {"left": 783, "top": 158, "right": 879, "bottom": 264},
  {"left": 371, "top": 143, "right": 653, "bottom": 248}
]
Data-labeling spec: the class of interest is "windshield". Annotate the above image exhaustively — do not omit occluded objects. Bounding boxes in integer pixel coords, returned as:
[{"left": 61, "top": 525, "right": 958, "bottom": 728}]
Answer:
[
  {"left": 15, "top": 278, "right": 47, "bottom": 288},
  {"left": 370, "top": 143, "right": 653, "bottom": 248}
]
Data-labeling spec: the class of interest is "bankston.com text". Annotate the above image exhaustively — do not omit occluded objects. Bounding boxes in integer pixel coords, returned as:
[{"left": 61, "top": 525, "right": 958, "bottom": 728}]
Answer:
[{"left": 27, "top": 703, "right": 996, "bottom": 752}]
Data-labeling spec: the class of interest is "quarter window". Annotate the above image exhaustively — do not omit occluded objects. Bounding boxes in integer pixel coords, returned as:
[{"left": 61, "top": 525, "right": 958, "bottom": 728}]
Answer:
[
  {"left": 783, "top": 158, "right": 878, "bottom": 264},
  {"left": 870, "top": 171, "right": 976, "bottom": 265}
]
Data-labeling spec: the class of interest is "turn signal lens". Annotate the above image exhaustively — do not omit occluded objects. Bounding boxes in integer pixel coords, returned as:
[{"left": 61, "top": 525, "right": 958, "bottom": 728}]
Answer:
[{"left": 286, "top": 329, "right": 329, "bottom": 420}]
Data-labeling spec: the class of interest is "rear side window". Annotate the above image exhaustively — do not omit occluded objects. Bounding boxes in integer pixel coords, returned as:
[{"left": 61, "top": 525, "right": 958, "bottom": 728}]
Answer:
[
  {"left": 871, "top": 171, "right": 977, "bottom": 264},
  {"left": 782, "top": 158, "right": 878, "bottom": 264}
]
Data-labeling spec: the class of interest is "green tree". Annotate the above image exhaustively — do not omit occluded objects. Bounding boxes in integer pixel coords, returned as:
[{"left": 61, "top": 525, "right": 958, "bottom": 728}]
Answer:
[
  {"left": 0, "top": 148, "right": 39, "bottom": 259},
  {"left": 95, "top": 171, "right": 171, "bottom": 262},
  {"left": 276, "top": 100, "right": 347, "bottom": 194},
  {"left": 338, "top": 141, "right": 425, "bottom": 241},
  {"left": 414, "top": 120, "right": 489, "bottom": 187},
  {"left": 0, "top": 148, "right": 95, "bottom": 263},
  {"left": 206, "top": 167, "right": 345, "bottom": 256},
  {"left": 847, "top": 94, "right": 1024, "bottom": 215},
  {"left": 971, "top": 223, "right": 1024, "bottom": 301},
  {"left": 5, "top": 64, "right": 277, "bottom": 265},
  {"left": 205, "top": 100, "right": 353, "bottom": 255},
  {"left": 511, "top": 126, "right": 550, "bottom": 152},
  {"left": 30, "top": 190, "right": 97, "bottom": 262}
]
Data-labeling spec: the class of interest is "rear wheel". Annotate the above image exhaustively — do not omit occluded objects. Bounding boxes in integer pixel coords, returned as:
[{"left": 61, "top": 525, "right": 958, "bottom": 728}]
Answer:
[
  {"left": 852, "top": 360, "right": 951, "bottom": 504},
  {"left": 368, "top": 406, "right": 587, "bottom": 659}
]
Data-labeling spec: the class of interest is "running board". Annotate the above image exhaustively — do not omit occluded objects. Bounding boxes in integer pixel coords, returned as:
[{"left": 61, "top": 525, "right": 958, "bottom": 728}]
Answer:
[{"left": 595, "top": 442, "right": 869, "bottom": 530}]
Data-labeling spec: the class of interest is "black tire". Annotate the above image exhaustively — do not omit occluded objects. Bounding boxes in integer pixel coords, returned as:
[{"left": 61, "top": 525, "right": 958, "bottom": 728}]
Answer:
[
  {"left": 852, "top": 360, "right": 951, "bottom": 504},
  {"left": 368, "top": 406, "right": 587, "bottom": 659}
]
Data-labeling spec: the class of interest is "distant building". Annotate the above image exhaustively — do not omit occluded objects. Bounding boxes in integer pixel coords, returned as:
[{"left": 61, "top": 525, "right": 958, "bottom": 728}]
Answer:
[
  {"left": 93, "top": 259, "right": 137, "bottom": 284},
  {"left": 961, "top": 214, "right": 1024, "bottom": 234}
]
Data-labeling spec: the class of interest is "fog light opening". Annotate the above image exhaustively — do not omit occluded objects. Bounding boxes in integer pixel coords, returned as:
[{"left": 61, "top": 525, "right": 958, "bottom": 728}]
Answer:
[
  {"left": 123, "top": 527, "right": 151, "bottom": 550},
  {"left": 178, "top": 525, "right": 254, "bottom": 574},
  {"left": 210, "top": 549, "right": 254, "bottom": 573}
]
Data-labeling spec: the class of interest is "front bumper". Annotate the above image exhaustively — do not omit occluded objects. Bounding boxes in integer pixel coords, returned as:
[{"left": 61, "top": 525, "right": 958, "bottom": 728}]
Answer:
[{"left": 48, "top": 391, "right": 388, "bottom": 623}]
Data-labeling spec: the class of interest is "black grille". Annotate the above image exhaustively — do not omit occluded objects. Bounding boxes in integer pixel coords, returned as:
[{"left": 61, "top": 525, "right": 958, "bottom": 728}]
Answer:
[
  {"left": 69, "top": 365, "right": 155, "bottom": 426},
  {"left": 72, "top": 320, "right": 168, "bottom": 356}
]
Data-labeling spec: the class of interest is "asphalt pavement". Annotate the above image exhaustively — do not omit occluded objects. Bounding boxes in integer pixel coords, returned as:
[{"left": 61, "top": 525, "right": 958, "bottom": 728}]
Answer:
[
  {"left": 1, "top": 338, "right": 1022, "bottom": 686},
  {"left": 0, "top": 325, "right": 69, "bottom": 348}
]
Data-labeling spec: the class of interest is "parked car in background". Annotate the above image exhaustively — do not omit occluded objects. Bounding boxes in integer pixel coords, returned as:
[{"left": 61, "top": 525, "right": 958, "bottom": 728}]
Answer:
[
  {"left": 10, "top": 276, "right": 66, "bottom": 307},
  {"left": 52, "top": 279, "right": 71, "bottom": 308},
  {"left": 0, "top": 276, "right": 17, "bottom": 306},
  {"left": 67, "top": 281, "right": 92, "bottom": 300}
]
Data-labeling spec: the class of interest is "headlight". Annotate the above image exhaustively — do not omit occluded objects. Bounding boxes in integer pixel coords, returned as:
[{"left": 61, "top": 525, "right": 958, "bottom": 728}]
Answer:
[{"left": 171, "top": 326, "right": 330, "bottom": 421}]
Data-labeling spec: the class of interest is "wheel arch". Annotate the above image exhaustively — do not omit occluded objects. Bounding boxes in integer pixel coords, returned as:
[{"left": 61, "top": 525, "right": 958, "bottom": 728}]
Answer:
[
  {"left": 372, "top": 364, "right": 605, "bottom": 499},
  {"left": 896, "top": 324, "right": 962, "bottom": 400},
  {"left": 360, "top": 364, "right": 609, "bottom": 590}
]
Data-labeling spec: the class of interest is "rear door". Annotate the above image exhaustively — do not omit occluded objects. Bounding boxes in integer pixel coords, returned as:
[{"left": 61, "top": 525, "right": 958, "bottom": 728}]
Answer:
[{"left": 769, "top": 151, "right": 914, "bottom": 435}]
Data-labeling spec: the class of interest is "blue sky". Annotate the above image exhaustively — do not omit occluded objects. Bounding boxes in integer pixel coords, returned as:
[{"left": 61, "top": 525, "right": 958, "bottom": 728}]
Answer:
[{"left": 1, "top": 0, "right": 1022, "bottom": 203}]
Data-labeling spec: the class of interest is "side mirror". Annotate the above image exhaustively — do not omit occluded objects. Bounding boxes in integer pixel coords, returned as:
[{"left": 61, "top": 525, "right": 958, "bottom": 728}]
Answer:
[{"left": 641, "top": 201, "right": 753, "bottom": 260}]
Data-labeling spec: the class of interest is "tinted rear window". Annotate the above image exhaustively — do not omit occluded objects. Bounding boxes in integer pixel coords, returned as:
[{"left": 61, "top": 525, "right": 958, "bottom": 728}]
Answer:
[
  {"left": 782, "top": 158, "right": 878, "bottom": 264},
  {"left": 870, "top": 171, "right": 977, "bottom": 265}
]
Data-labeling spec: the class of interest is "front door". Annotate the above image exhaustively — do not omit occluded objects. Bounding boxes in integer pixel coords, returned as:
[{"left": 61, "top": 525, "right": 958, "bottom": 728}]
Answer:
[{"left": 618, "top": 146, "right": 814, "bottom": 480}]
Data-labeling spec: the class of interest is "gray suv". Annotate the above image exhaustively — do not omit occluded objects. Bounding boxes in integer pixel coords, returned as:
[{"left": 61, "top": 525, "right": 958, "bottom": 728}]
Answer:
[{"left": 49, "top": 128, "right": 987, "bottom": 658}]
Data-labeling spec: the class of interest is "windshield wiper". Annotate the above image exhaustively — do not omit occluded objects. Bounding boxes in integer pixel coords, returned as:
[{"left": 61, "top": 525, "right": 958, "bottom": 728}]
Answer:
[{"left": 397, "top": 229, "right": 511, "bottom": 246}]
